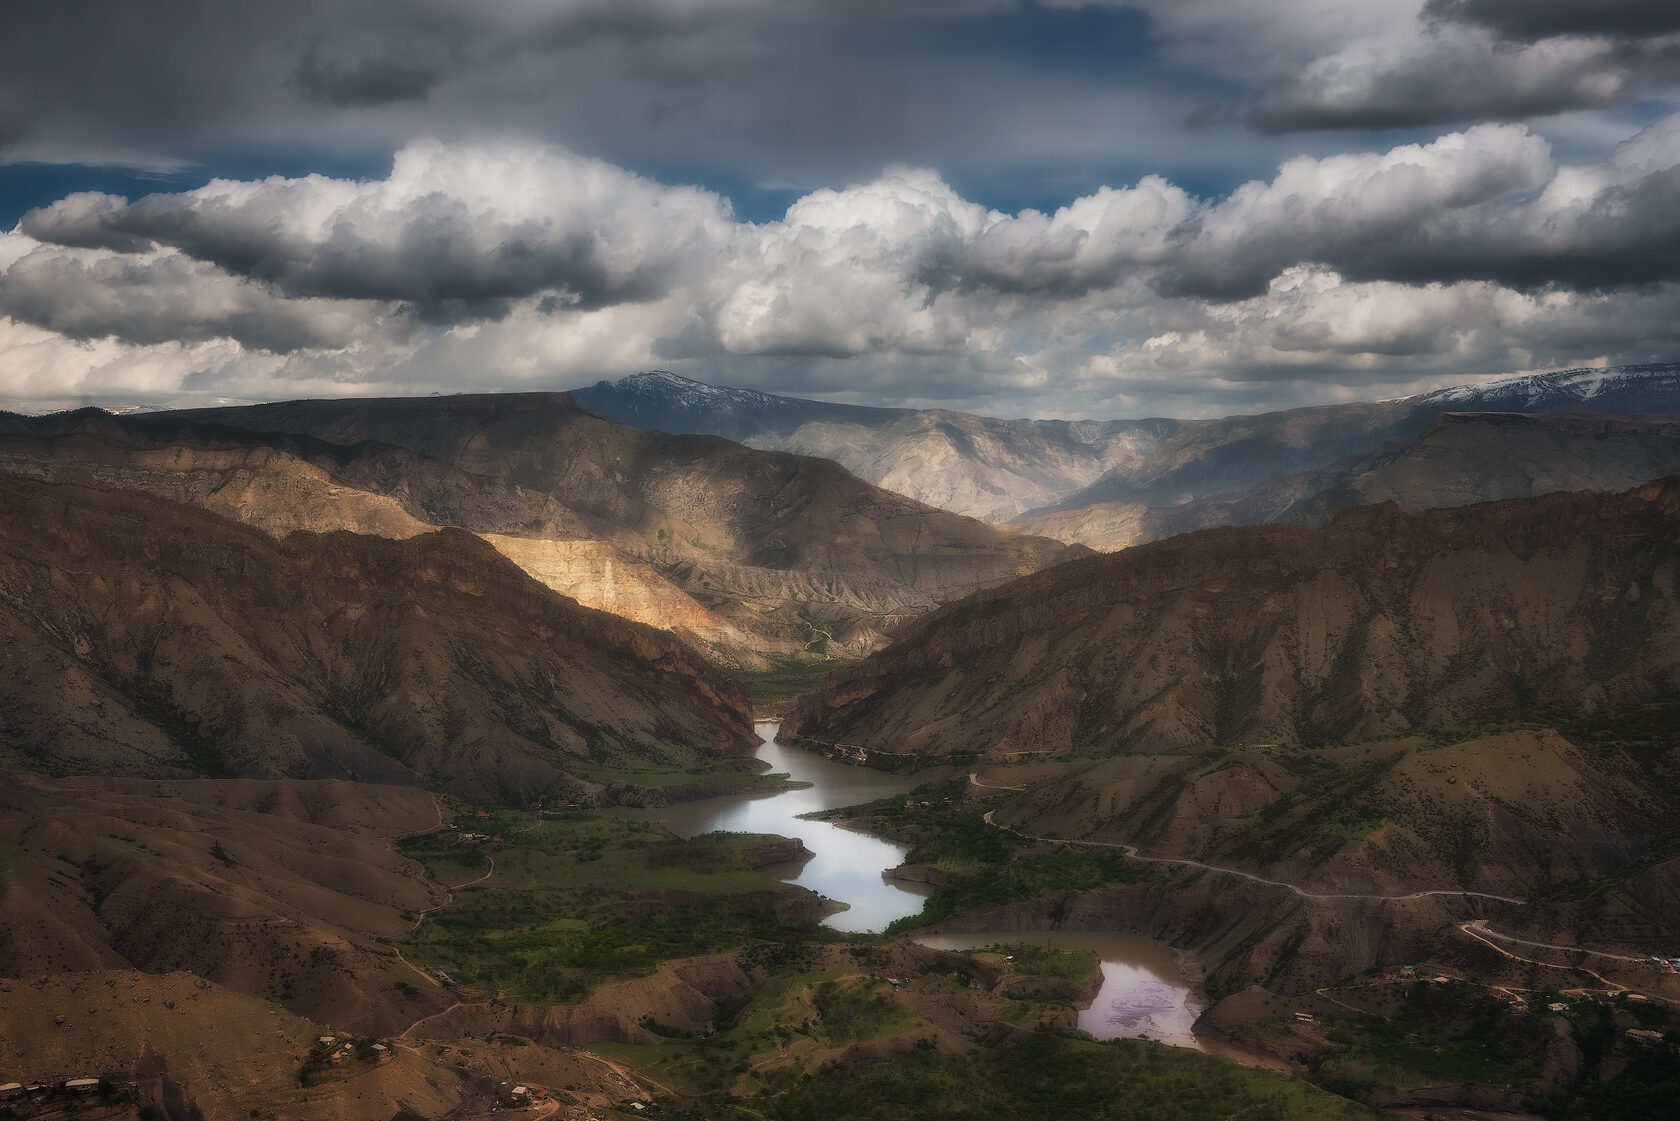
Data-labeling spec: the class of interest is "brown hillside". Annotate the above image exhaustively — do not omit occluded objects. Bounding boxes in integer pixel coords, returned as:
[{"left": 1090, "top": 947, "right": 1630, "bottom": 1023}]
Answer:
[
  {"left": 0, "top": 476, "right": 755, "bottom": 800},
  {"left": 0, "top": 409, "right": 770, "bottom": 664},
  {"left": 0, "top": 776, "right": 450, "bottom": 1035},
  {"left": 789, "top": 480, "right": 1680, "bottom": 759},
  {"left": 166, "top": 393, "right": 1080, "bottom": 659}
]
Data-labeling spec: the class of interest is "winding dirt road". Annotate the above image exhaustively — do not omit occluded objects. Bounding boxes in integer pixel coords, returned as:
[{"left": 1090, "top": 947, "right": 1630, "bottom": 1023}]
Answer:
[
  {"left": 1453, "top": 919, "right": 1666, "bottom": 996},
  {"left": 1459, "top": 919, "right": 1651, "bottom": 965},
  {"left": 981, "top": 810, "right": 1527, "bottom": 905}
]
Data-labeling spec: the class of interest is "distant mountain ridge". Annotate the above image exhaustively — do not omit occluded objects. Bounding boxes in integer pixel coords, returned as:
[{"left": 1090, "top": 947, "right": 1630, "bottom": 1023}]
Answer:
[
  {"left": 1014, "top": 410, "right": 1680, "bottom": 550},
  {"left": 573, "top": 368, "right": 916, "bottom": 438},
  {"left": 1038, "top": 362, "right": 1680, "bottom": 517},
  {"left": 1409, "top": 363, "right": 1680, "bottom": 412},
  {"left": 573, "top": 371, "right": 1179, "bottom": 523},
  {"left": 570, "top": 364, "right": 1680, "bottom": 532}
]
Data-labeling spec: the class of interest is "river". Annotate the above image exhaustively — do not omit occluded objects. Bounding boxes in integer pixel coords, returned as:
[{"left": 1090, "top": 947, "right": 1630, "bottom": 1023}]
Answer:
[
  {"left": 607, "top": 720, "right": 933, "bottom": 932},
  {"left": 613, "top": 720, "right": 1201, "bottom": 1045}
]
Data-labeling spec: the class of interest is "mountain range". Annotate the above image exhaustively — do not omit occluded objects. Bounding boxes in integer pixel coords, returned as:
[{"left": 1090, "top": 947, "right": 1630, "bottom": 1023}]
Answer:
[
  {"left": 575, "top": 365, "right": 1680, "bottom": 548},
  {"left": 573, "top": 369, "right": 1179, "bottom": 524},
  {"left": 0, "top": 473, "right": 756, "bottom": 801},
  {"left": 1, "top": 396, "right": 1077, "bottom": 669},
  {"left": 1014, "top": 410, "right": 1680, "bottom": 549},
  {"left": 788, "top": 479, "right": 1680, "bottom": 760},
  {"left": 5, "top": 363, "right": 1680, "bottom": 1119},
  {"left": 787, "top": 480, "right": 1680, "bottom": 906}
]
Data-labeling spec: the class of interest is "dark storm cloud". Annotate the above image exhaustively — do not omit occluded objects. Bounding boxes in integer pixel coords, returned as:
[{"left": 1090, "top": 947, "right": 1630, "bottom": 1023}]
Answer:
[
  {"left": 2, "top": 0, "right": 1674, "bottom": 184},
  {"left": 0, "top": 3, "right": 996, "bottom": 150},
  {"left": 291, "top": 41, "right": 452, "bottom": 108},
  {"left": 1249, "top": 55, "right": 1671, "bottom": 134},
  {"left": 1162, "top": 0, "right": 1680, "bottom": 136},
  {"left": 0, "top": 1, "right": 1242, "bottom": 205},
  {"left": 1366, "top": 165, "right": 1680, "bottom": 292},
  {"left": 1426, "top": 0, "right": 1680, "bottom": 42},
  {"left": 0, "top": 245, "right": 369, "bottom": 352},
  {"left": 1249, "top": 33, "right": 1680, "bottom": 134}
]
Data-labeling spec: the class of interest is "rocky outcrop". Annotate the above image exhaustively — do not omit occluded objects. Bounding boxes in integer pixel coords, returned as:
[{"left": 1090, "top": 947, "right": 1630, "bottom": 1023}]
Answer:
[{"left": 737, "top": 838, "right": 815, "bottom": 869}]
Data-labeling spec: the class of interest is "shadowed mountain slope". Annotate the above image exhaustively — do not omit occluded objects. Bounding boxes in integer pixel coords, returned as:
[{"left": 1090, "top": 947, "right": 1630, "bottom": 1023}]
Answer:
[
  {"left": 0, "top": 475, "right": 756, "bottom": 801},
  {"left": 154, "top": 392, "right": 1079, "bottom": 661},
  {"left": 789, "top": 480, "right": 1680, "bottom": 761},
  {"left": 0, "top": 775, "right": 451, "bottom": 1033}
]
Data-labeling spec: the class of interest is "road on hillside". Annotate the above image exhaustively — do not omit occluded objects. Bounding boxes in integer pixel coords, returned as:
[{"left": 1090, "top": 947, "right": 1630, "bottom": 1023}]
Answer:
[{"left": 981, "top": 810, "right": 1527, "bottom": 905}]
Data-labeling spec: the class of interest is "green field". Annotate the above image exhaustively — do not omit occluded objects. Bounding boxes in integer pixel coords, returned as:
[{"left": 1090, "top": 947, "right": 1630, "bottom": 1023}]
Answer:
[
  {"left": 811, "top": 782, "right": 1157, "bottom": 933},
  {"left": 1309, "top": 981, "right": 1548, "bottom": 1101},
  {"left": 748, "top": 1031, "right": 1388, "bottom": 1121},
  {"left": 398, "top": 813, "right": 833, "bottom": 1001},
  {"left": 727, "top": 656, "right": 853, "bottom": 705}
]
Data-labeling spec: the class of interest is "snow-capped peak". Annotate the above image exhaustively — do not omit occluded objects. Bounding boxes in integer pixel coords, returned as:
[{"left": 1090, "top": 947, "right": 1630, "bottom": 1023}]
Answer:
[
  {"left": 1402, "top": 363, "right": 1680, "bottom": 411},
  {"left": 605, "top": 370, "right": 787, "bottom": 412}
]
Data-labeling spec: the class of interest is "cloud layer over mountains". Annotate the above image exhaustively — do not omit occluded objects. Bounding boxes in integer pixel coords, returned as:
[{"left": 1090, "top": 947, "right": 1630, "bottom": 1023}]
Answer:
[
  {"left": 4, "top": 111, "right": 1678, "bottom": 416},
  {"left": 1, "top": 1, "right": 1676, "bottom": 416}
]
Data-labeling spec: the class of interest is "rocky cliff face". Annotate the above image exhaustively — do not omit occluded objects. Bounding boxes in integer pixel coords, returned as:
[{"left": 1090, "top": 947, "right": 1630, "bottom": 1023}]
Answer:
[
  {"left": 789, "top": 480, "right": 1680, "bottom": 759},
  {"left": 0, "top": 475, "right": 756, "bottom": 800},
  {"left": 151, "top": 392, "right": 1079, "bottom": 663}
]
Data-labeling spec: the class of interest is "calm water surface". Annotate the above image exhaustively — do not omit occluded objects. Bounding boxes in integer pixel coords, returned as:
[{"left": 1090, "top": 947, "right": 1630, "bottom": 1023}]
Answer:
[
  {"left": 614, "top": 721, "right": 1202, "bottom": 1044},
  {"left": 608, "top": 721, "right": 931, "bottom": 932},
  {"left": 915, "top": 930, "right": 1204, "bottom": 1046}
]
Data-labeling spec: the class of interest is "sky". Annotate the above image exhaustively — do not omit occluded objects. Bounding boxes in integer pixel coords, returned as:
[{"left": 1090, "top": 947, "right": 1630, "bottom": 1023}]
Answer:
[{"left": 1, "top": 0, "right": 1677, "bottom": 420}]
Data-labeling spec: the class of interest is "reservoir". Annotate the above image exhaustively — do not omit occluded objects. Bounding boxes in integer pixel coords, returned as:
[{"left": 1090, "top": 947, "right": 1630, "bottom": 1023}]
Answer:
[{"left": 614, "top": 721, "right": 1202, "bottom": 1046}]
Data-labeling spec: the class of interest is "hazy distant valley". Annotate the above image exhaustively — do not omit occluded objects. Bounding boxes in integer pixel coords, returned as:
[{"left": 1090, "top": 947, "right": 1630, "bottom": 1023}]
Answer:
[
  {"left": 4, "top": 364, "right": 1680, "bottom": 1121},
  {"left": 578, "top": 364, "right": 1680, "bottom": 548}
]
